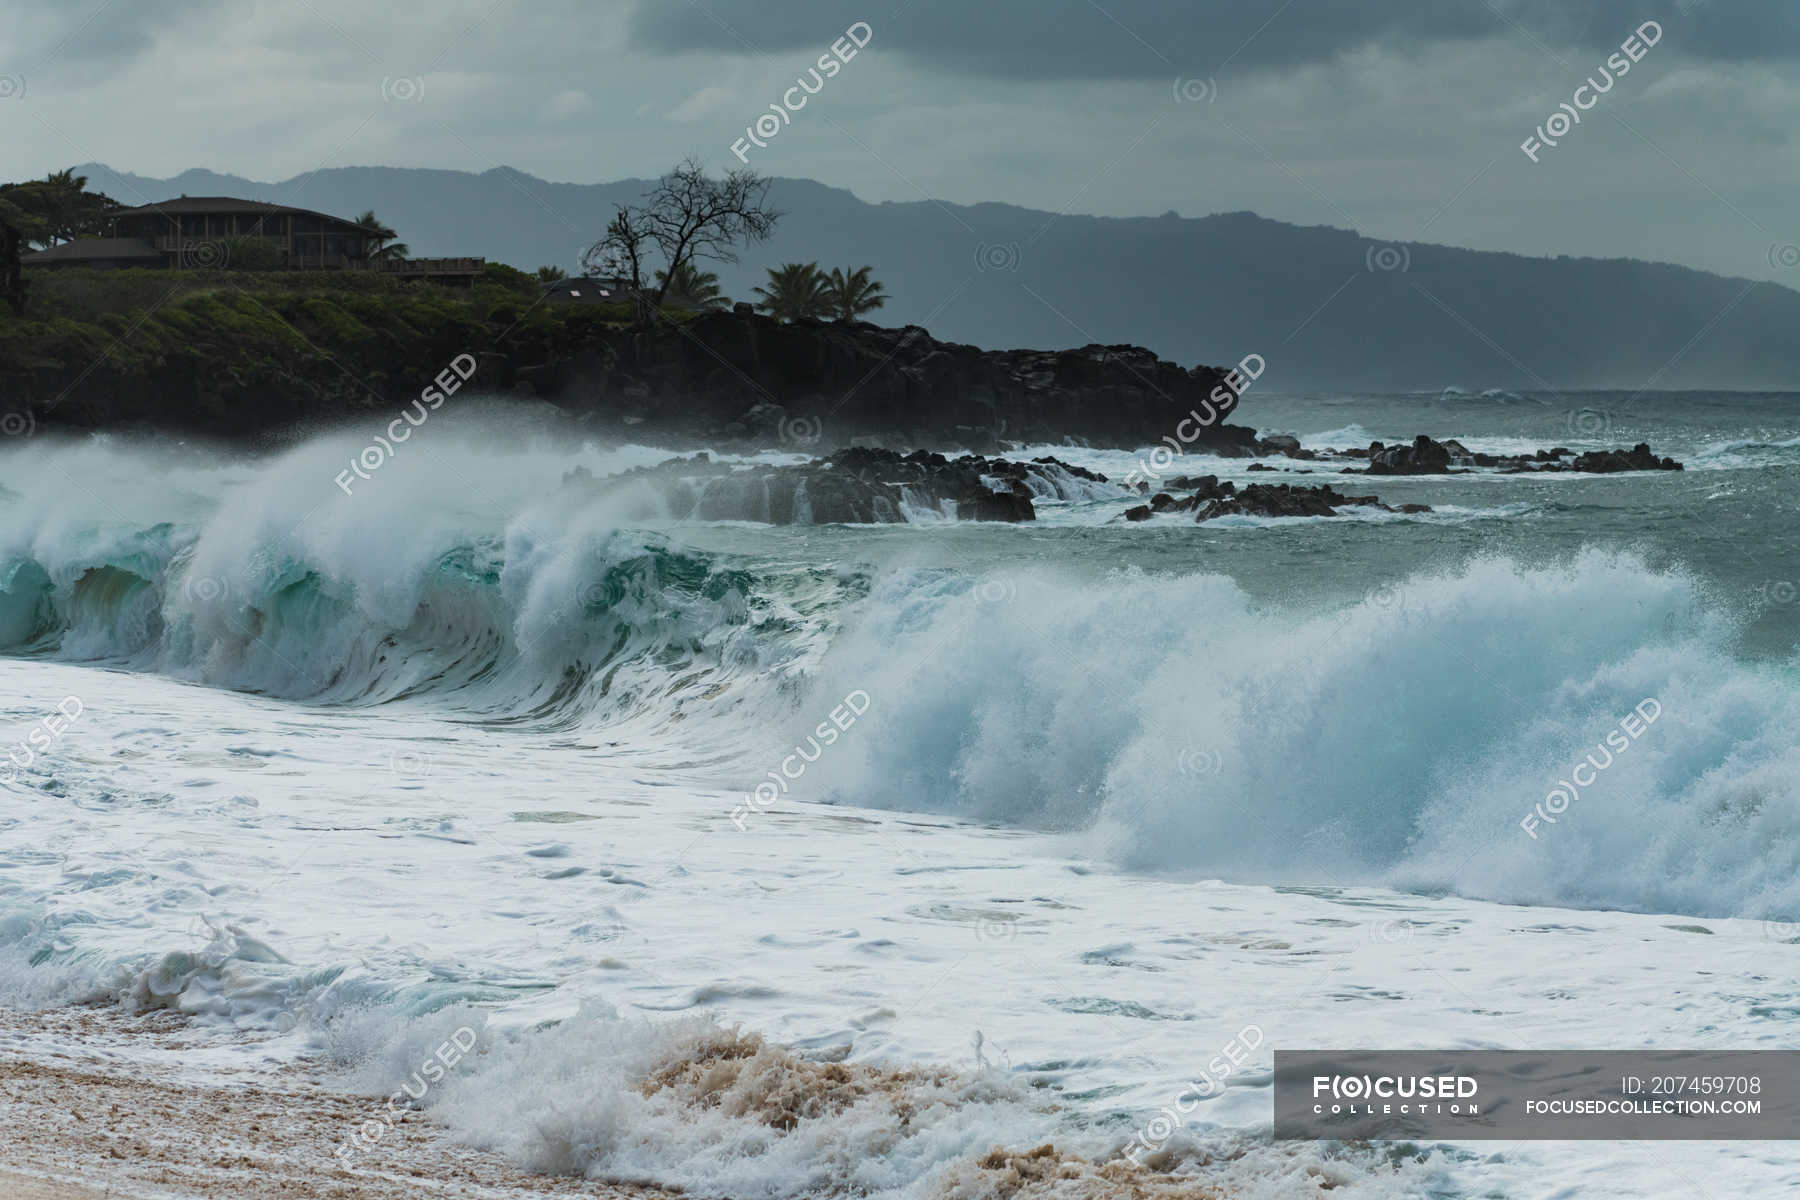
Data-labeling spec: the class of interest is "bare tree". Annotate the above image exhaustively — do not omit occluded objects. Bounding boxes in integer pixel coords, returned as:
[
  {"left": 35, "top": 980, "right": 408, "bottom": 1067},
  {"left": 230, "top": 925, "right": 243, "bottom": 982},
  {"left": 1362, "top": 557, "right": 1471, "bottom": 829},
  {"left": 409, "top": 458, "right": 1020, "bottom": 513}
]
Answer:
[
  {"left": 587, "top": 207, "right": 653, "bottom": 322},
  {"left": 583, "top": 158, "right": 780, "bottom": 323}
]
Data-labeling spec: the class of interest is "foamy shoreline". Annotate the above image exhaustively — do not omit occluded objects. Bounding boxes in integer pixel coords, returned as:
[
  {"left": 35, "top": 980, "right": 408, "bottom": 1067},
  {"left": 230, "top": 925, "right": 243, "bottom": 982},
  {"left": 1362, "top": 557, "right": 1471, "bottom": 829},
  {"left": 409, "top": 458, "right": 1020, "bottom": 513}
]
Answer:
[
  {"left": 0, "top": 1005, "right": 669, "bottom": 1200},
  {"left": 0, "top": 1004, "right": 1291, "bottom": 1199}
]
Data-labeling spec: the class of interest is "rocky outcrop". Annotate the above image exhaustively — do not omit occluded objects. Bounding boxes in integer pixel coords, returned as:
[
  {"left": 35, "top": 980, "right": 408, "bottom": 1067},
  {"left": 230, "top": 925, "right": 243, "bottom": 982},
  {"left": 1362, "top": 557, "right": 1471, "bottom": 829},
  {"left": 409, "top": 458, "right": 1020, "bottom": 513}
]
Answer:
[
  {"left": 1319, "top": 434, "right": 1682, "bottom": 475},
  {"left": 1361, "top": 434, "right": 1462, "bottom": 475},
  {"left": 10, "top": 303, "right": 1263, "bottom": 451},
  {"left": 510, "top": 312, "right": 1261, "bottom": 452},
  {"left": 569, "top": 448, "right": 1130, "bottom": 525},
  {"left": 1191, "top": 482, "right": 1430, "bottom": 521},
  {"left": 1564, "top": 443, "right": 1683, "bottom": 473},
  {"left": 1113, "top": 474, "right": 1432, "bottom": 522}
]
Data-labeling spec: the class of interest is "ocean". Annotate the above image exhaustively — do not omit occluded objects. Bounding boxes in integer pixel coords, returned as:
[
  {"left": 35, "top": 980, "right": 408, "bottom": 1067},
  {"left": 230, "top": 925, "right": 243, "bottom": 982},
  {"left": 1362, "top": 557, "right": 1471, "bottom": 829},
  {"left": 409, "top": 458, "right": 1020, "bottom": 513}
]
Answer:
[{"left": 2, "top": 389, "right": 1797, "bottom": 1197}]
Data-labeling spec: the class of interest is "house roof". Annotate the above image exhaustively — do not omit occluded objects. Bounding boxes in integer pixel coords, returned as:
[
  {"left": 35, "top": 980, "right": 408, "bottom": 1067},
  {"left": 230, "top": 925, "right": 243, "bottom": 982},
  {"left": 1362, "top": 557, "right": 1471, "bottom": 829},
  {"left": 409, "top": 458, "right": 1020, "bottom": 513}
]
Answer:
[
  {"left": 22, "top": 237, "right": 163, "bottom": 262},
  {"left": 112, "top": 197, "right": 369, "bottom": 232},
  {"left": 539, "top": 277, "right": 709, "bottom": 308},
  {"left": 543, "top": 277, "right": 635, "bottom": 302}
]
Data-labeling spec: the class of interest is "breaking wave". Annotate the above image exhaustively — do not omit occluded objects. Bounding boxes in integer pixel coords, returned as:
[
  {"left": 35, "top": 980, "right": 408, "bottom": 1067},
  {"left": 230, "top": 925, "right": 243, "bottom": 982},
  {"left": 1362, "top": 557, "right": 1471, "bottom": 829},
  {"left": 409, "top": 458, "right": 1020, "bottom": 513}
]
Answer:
[
  {"left": 3, "top": 435, "right": 1796, "bottom": 920},
  {"left": 797, "top": 550, "right": 1800, "bottom": 921}
]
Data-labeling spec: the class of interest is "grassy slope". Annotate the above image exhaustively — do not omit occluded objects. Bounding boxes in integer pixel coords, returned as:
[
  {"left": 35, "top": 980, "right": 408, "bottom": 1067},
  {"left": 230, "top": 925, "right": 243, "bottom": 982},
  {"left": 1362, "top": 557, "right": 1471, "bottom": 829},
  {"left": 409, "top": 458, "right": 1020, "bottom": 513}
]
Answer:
[{"left": 0, "top": 264, "right": 645, "bottom": 381}]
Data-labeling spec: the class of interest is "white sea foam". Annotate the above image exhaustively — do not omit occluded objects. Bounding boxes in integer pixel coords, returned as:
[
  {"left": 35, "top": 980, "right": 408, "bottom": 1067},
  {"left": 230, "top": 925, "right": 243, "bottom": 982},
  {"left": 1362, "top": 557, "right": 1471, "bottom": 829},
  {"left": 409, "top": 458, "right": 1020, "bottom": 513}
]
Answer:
[
  {"left": 3, "top": 428, "right": 1798, "bottom": 1199},
  {"left": 802, "top": 550, "right": 1800, "bottom": 918}
]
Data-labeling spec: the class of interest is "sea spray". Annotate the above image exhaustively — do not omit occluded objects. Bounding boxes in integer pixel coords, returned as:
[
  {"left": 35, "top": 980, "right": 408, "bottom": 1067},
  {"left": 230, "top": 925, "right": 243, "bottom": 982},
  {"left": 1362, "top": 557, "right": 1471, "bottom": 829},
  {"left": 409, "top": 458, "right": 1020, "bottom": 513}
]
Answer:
[
  {"left": 1520, "top": 697, "right": 1663, "bottom": 838},
  {"left": 800, "top": 551, "right": 1800, "bottom": 918}
]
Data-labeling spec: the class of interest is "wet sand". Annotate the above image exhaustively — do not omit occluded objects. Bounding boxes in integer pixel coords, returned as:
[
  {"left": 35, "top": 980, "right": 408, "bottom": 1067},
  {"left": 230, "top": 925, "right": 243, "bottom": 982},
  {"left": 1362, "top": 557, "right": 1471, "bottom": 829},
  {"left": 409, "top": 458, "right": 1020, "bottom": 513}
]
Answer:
[{"left": 0, "top": 1006, "right": 666, "bottom": 1200}]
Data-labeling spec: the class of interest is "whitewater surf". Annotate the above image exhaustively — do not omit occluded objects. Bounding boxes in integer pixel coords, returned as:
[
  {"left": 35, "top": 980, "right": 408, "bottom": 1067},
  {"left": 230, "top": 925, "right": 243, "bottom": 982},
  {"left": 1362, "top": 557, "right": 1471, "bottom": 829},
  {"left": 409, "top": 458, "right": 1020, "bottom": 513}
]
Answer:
[{"left": 3, "top": 391, "right": 1799, "bottom": 1197}]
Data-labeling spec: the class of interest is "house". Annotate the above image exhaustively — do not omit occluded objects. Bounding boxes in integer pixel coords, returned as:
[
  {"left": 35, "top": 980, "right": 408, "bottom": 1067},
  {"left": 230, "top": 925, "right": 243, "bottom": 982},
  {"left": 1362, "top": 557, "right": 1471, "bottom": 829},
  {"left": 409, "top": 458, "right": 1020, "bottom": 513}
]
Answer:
[
  {"left": 21, "top": 197, "right": 485, "bottom": 284},
  {"left": 542, "top": 276, "right": 712, "bottom": 309},
  {"left": 542, "top": 276, "right": 637, "bottom": 304}
]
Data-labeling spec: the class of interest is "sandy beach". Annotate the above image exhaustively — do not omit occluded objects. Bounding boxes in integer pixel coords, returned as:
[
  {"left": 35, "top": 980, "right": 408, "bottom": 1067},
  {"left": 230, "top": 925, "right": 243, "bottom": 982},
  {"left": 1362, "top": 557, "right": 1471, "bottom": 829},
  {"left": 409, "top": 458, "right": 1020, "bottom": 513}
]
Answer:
[{"left": 0, "top": 1006, "right": 668, "bottom": 1200}]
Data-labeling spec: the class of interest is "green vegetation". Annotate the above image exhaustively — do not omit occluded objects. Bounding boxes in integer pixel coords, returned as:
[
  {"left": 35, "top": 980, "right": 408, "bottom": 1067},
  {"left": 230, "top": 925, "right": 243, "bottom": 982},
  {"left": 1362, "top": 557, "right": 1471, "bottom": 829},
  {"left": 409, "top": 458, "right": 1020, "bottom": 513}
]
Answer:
[
  {"left": 0, "top": 265, "right": 680, "bottom": 381},
  {"left": 823, "top": 265, "right": 886, "bottom": 321},
  {"left": 7, "top": 170, "right": 120, "bottom": 249},
  {"left": 753, "top": 262, "right": 829, "bottom": 321},
  {"left": 1, "top": 170, "right": 122, "bottom": 315},
  {"left": 754, "top": 262, "right": 888, "bottom": 321},
  {"left": 351, "top": 210, "right": 409, "bottom": 261},
  {"left": 654, "top": 260, "right": 729, "bottom": 310}
]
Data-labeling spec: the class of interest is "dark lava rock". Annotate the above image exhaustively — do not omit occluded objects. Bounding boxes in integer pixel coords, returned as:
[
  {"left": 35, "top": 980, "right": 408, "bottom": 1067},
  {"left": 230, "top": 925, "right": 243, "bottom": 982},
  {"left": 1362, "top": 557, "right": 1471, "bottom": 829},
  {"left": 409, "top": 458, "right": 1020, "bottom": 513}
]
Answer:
[
  {"left": 958, "top": 490, "right": 1037, "bottom": 522},
  {"left": 567, "top": 446, "right": 1130, "bottom": 524},
  {"left": 1192, "top": 482, "right": 1387, "bottom": 520},
  {"left": 1365, "top": 434, "right": 1459, "bottom": 475},
  {"left": 1258, "top": 434, "right": 1316, "bottom": 459},
  {"left": 1340, "top": 435, "right": 1681, "bottom": 474},
  {"left": 1166, "top": 475, "right": 1224, "bottom": 492},
  {"left": 1566, "top": 443, "right": 1683, "bottom": 473},
  {"left": 1114, "top": 476, "right": 1431, "bottom": 522}
]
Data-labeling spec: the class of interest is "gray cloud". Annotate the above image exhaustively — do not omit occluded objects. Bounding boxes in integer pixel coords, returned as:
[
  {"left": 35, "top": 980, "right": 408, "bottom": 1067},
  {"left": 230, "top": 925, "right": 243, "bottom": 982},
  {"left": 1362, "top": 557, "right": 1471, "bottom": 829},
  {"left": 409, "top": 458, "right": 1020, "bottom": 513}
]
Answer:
[
  {"left": 628, "top": 0, "right": 1799, "bottom": 77},
  {"left": 16, "top": 0, "right": 229, "bottom": 64}
]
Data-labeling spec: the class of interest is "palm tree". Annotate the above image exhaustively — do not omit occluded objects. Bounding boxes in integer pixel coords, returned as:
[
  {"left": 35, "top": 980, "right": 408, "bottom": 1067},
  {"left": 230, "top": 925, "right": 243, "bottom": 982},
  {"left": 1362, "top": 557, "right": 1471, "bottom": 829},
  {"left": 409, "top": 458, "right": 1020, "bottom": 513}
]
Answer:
[
  {"left": 654, "top": 260, "right": 727, "bottom": 310},
  {"left": 5, "top": 171, "right": 116, "bottom": 248},
  {"left": 752, "top": 262, "right": 829, "bottom": 321},
  {"left": 823, "top": 266, "right": 887, "bottom": 321},
  {"left": 535, "top": 265, "right": 568, "bottom": 283},
  {"left": 353, "top": 210, "right": 408, "bottom": 262}
]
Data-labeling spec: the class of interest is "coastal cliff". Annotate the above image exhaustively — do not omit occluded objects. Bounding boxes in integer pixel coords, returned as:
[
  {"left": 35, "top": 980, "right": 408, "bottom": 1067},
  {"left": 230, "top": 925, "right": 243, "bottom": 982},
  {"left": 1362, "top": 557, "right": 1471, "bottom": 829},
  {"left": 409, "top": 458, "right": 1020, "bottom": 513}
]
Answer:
[{"left": 0, "top": 268, "right": 1256, "bottom": 451}]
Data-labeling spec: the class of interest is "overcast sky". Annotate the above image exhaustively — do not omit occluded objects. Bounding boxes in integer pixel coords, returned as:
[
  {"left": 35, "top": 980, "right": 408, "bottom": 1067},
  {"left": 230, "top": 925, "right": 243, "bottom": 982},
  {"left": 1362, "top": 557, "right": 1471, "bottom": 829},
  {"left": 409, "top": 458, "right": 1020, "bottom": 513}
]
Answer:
[{"left": 4, "top": 0, "right": 1796, "bottom": 282}]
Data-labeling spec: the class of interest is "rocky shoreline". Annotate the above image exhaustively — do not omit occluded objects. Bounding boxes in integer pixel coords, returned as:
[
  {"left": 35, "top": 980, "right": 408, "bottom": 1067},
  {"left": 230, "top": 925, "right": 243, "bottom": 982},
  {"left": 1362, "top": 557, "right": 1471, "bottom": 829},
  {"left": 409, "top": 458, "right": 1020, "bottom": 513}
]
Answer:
[
  {"left": 564, "top": 435, "right": 1686, "bottom": 526},
  {"left": 566, "top": 447, "right": 1117, "bottom": 524},
  {"left": 1312, "top": 433, "right": 1682, "bottom": 475},
  {"left": 3, "top": 288, "right": 1688, "bottom": 523}
]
